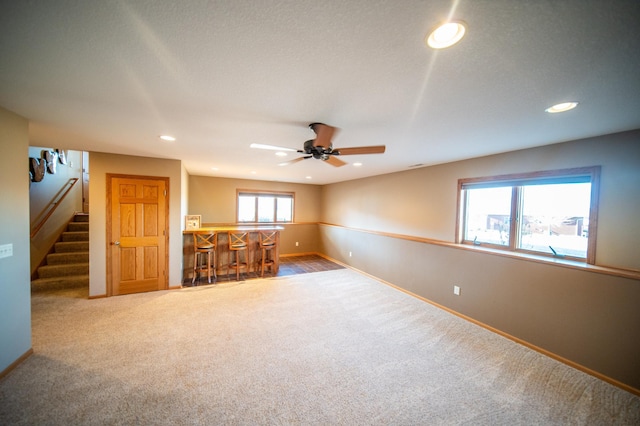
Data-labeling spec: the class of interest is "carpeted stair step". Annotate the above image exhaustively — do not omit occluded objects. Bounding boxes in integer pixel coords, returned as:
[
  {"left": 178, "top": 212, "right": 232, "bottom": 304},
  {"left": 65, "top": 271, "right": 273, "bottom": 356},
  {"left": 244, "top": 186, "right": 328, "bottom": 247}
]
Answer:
[
  {"left": 31, "top": 213, "right": 90, "bottom": 292},
  {"left": 73, "top": 213, "right": 89, "bottom": 222},
  {"left": 61, "top": 231, "right": 89, "bottom": 242},
  {"left": 37, "top": 262, "right": 89, "bottom": 278},
  {"left": 31, "top": 274, "right": 89, "bottom": 292},
  {"left": 54, "top": 241, "right": 89, "bottom": 253},
  {"left": 46, "top": 251, "right": 89, "bottom": 265},
  {"left": 67, "top": 221, "right": 89, "bottom": 232}
]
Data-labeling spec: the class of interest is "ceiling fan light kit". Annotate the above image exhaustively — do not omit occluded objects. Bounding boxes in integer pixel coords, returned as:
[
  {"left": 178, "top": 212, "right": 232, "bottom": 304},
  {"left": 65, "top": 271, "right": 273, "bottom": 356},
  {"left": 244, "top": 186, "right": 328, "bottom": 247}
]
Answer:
[{"left": 252, "top": 122, "right": 386, "bottom": 168}]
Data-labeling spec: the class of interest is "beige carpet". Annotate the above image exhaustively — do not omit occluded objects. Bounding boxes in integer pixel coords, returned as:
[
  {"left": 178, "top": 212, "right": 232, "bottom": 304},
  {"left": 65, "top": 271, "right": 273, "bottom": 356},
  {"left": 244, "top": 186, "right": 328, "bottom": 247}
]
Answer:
[{"left": 2, "top": 269, "right": 639, "bottom": 425}]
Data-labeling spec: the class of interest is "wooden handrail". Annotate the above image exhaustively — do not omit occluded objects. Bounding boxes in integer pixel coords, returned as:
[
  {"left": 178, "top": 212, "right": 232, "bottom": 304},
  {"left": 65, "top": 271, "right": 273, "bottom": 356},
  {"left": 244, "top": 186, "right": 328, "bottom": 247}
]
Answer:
[{"left": 30, "top": 178, "right": 79, "bottom": 238}]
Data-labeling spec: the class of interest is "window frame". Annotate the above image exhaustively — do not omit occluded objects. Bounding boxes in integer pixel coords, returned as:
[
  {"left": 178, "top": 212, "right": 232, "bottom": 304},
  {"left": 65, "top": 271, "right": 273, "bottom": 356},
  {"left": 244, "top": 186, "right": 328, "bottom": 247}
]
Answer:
[
  {"left": 456, "top": 166, "right": 600, "bottom": 264},
  {"left": 236, "top": 189, "right": 295, "bottom": 224}
]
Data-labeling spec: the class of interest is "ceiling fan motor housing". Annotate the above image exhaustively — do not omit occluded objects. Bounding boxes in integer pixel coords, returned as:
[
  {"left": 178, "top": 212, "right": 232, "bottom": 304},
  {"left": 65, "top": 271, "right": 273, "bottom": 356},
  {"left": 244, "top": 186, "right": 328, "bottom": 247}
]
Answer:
[{"left": 303, "top": 139, "right": 332, "bottom": 158}]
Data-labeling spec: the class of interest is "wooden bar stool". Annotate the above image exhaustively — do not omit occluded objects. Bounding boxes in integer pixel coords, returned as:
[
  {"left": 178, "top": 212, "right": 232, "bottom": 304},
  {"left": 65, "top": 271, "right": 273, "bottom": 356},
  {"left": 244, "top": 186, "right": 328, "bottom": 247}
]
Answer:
[
  {"left": 227, "top": 231, "right": 249, "bottom": 281},
  {"left": 258, "top": 231, "right": 278, "bottom": 277},
  {"left": 192, "top": 232, "right": 217, "bottom": 285}
]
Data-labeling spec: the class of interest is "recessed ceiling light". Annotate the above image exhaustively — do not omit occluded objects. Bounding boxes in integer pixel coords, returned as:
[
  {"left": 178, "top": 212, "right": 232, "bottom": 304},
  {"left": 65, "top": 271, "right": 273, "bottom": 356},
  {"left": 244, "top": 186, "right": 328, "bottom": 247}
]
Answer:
[
  {"left": 251, "top": 171, "right": 257, "bottom": 175},
  {"left": 305, "top": 176, "right": 312, "bottom": 180},
  {"left": 211, "top": 167, "right": 219, "bottom": 171},
  {"left": 275, "top": 152, "right": 288, "bottom": 157},
  {"left": 545, "top": 102, "right": 578, "bottom": 113},
  {"left": 426, "top": 21, "right": 466, "bottom": 49},
  {"left": 159, "top": 135, "right": 176, "bottom": 141},
  {"left": 353, "top": 162, "right": 363, "bottom": 167}
]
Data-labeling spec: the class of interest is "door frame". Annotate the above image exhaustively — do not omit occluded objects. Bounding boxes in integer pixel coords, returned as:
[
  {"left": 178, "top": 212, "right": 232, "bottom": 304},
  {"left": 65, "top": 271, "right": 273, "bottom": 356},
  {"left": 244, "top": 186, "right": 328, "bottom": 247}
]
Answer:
[
  {"left": 106, "top": 173, "right": 170, "bottom": 297},
  {"left": 82, "top": 151, "right": 89, "bottom": 213}
]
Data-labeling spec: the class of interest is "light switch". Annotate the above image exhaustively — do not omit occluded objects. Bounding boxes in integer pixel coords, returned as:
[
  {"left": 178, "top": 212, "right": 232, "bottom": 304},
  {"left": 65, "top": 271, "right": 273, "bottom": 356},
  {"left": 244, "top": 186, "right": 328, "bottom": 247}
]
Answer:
[{"left": 0, "top": 243, "right": 13, "bottom": 259}]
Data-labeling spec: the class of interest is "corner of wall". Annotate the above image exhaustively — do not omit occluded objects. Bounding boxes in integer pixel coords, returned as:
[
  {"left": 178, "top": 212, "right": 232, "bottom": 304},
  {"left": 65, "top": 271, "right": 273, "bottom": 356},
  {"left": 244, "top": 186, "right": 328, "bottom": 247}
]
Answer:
[{"left": 0, "top": 106, "right": 32, "bottom": 372}]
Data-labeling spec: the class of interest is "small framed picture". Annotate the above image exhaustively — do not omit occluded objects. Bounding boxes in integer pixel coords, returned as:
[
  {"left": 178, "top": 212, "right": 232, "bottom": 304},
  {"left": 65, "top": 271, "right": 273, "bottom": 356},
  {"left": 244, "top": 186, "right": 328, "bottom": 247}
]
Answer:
[{"left": 185, "top": 215, "right": 201, "bottom": 230}]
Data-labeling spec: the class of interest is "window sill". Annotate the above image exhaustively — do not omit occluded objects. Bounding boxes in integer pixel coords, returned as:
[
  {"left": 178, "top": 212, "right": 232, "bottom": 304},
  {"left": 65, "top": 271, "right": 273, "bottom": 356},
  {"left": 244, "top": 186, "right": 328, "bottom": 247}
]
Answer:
[{"left": 457, "top": 243, "right": 640, "bottom": 281}]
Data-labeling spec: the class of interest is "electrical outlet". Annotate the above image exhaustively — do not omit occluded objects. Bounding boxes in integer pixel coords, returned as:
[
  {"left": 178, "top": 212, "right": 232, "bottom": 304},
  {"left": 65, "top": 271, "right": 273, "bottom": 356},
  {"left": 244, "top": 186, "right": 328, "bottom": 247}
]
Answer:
[
  {"left": 349, "top": 251, "right": 352, "bottom": 257},
  {"left": 453, "top": 285, "right": 461, "bottom": 296},
  {"left": 295, "top": 241, "right": 299, "bottom": 247},
  {"left": 0, "top": 243, "right": 13, "bottom": 259}
]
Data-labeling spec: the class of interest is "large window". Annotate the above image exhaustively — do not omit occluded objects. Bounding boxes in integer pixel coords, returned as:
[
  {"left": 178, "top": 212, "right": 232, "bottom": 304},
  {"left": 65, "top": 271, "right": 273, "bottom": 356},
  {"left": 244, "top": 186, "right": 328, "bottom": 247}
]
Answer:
[
  {"left": 457, "top": 167, "right": 600, "bottom": 263},
  {"left": 237, "top": 191, "right": 294, "bottom": 223}
]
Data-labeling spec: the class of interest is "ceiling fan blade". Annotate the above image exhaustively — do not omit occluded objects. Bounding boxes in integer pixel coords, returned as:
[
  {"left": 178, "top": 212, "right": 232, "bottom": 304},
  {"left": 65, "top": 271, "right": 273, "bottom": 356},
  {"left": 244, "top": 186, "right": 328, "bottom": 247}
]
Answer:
[
  {"left": 324, "top": 155, "right": 347, "bottom": 167},
  {"left": 250, "top": 143, "right": 297, "bottom": 152},
  {"left": 278, "top": 157, "right": 309, "bottom": 166},
  {"left": 310, "top": 123, "right": 337, "bottom": 148},
  {"left": 332, "top": 145, "right": 386, "bottom": 155}
]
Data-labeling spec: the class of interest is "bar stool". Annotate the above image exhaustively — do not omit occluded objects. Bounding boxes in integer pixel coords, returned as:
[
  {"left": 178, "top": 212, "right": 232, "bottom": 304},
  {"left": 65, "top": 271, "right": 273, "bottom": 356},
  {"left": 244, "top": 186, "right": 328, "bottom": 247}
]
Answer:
[
  {"left": 192, "top": 232, "right": 217, "bottom": 285},
  {"left": 258, "top": 231, "right": 278, "bottom": 277},
  {"left": 227, "top": 231, "right": 249, "bottom": 281}
]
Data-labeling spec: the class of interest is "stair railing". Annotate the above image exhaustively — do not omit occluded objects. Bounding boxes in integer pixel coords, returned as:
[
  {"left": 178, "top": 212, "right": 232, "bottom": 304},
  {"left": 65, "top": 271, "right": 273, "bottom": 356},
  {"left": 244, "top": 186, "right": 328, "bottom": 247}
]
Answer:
[{"left": 30, "top": 178, "right": 79, "bottom": 238}]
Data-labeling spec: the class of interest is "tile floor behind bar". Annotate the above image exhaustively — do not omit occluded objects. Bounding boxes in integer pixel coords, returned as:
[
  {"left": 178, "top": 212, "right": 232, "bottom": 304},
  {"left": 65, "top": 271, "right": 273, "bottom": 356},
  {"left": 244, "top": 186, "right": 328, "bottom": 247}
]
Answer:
[
  {"left": 277, "top": 254, "right": 345, "bottom": 276},
  {"left": 186, "top": 254, "right": 345, "bottom": 286}
]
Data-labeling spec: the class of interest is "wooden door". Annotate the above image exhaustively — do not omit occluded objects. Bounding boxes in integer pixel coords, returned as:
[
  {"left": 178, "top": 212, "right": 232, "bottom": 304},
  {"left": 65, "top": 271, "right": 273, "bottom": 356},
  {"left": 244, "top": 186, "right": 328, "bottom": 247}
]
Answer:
[{"left": 108, "top": 175, "right": 168, "bottom": 296}]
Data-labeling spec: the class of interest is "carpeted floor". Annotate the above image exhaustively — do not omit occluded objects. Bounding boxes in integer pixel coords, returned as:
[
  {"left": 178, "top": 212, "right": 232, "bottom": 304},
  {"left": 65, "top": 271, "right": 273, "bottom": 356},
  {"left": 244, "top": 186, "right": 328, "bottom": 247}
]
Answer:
[{"left": 2, "top": 268, "right": 639, "bottom": 425}]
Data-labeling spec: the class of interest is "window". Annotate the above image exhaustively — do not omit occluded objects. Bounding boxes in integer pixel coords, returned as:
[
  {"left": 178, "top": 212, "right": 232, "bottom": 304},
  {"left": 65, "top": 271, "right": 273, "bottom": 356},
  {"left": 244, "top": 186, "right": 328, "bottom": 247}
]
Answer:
[
  {"left": 457, "top": 167, "right": 600, "bottom": 263},
  {"left": 237, "top": 191, "right": 294, "bottom": 223}
]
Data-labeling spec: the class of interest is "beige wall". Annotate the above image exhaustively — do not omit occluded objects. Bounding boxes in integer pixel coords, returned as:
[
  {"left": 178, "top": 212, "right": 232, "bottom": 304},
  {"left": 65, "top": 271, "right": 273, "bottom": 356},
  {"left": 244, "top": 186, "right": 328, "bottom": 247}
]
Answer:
[
  {"left": 181, "top": 163, "right": 190, "bottom": 228},
  {"left": 322, "top": 130, "right": 640, "bottom": 270},
  {"left": 29, "top": 147, "right": 83, "bottom": 273},
  {"left": 320, "top": 130, "right": 640, "bottom": 391},
  {"left": 188, "top": 175, "right": 322, "bottom": 255},
  {"left": 89, "top": 152, "right": 184, "bottom": 297},
  {"left": 0, "top": 107, "right": 32, "bottom": 372},
  {"left": 189, "top": 175, "right": 322, "bottom": 224}
]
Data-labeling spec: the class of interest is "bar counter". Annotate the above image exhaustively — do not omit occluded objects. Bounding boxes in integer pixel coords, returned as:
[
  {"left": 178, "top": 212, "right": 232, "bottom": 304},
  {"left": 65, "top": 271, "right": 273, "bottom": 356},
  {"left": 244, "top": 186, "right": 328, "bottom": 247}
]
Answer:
[{"left": 182, "top": 226, "right": 284, "bottom": 281}]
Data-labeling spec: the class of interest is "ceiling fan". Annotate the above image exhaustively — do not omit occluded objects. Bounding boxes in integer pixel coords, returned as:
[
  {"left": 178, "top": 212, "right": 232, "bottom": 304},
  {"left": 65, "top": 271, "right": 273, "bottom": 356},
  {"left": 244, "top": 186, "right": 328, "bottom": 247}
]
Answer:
[{"left": 250, "top": 123, "right": 386, "bottom": 167}]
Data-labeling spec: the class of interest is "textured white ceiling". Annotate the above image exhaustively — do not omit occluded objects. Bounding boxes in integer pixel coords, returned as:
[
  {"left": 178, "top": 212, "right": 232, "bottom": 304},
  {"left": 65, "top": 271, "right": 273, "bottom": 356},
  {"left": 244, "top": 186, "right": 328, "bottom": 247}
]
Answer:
[{"left": 1, "top": 0, "right": 639, "bottom": 184}]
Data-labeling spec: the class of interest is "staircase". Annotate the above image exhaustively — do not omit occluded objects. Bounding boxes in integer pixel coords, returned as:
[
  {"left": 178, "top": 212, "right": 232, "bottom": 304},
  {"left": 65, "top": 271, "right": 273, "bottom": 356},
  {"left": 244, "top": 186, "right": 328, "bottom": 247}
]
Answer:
[{"left": 31, "top": 213, "right": 89, "bottom": 291}]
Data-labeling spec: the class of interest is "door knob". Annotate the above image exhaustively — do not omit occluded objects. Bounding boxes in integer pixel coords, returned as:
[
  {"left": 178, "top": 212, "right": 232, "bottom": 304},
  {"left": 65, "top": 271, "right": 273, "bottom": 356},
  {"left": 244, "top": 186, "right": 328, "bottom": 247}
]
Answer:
[{"left": 112, "top": 241, "right": 120, "bottom": 246}]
